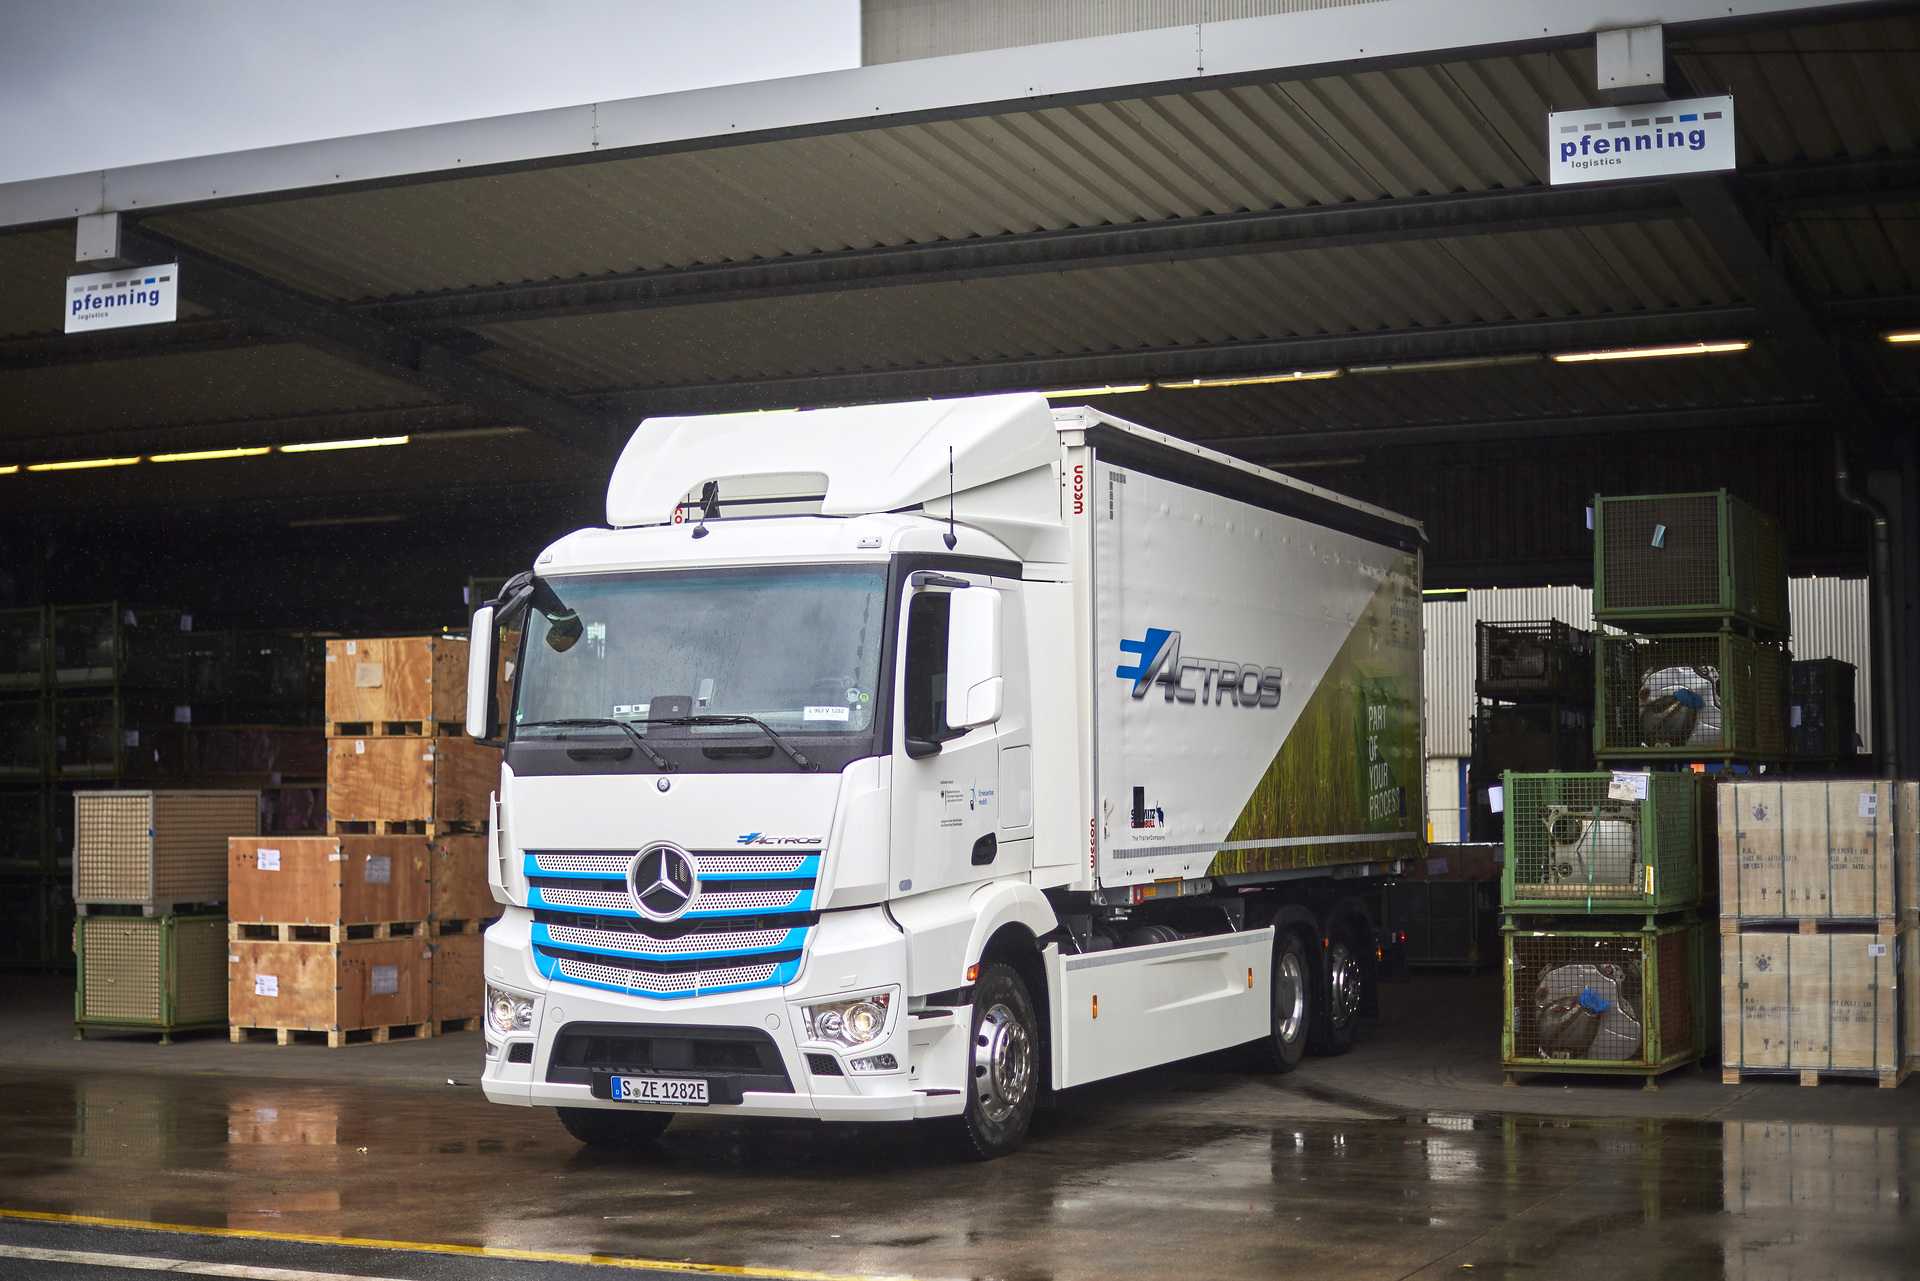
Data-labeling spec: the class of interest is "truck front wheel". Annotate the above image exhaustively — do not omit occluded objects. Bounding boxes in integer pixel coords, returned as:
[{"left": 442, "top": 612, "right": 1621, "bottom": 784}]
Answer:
[
  {"left": 556, "top": 1106, "right": 672, "bottom": 1149},
  {"left": 1253, "top": 932, "right": 1311, "bottom": 1072},
  {"left": 950, "top": 964, "right": 1038, "bottom": 1160}
]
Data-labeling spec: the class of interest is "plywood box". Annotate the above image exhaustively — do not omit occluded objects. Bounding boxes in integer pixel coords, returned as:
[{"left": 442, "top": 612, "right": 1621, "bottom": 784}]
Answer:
[
  {"left": 228, "top": 835, "right": 428, "bottom": 925},
  {"left": 428, "top": 932, "right": 483, "bottom": 1022},
  {"left": 1722, "top": 929, "right": 1908, "bottom": 1073},
  {"left": 429, "top": 834, "right": 493, "bottom": 923},
  {"left": 326, "top": 736, "right": 497, "bottom": 827},
  {"left": 323, "top": 636, "right": 466, "bottom": 728},
  {"left": 74, "top": 789, "right": 259, "bottom": 913},
  {"left": 1719, "top": 780, "right": 1914, "bottom": 921},
  {"left": 228, "top": 937, "right": 430, "bottom": 1031}
]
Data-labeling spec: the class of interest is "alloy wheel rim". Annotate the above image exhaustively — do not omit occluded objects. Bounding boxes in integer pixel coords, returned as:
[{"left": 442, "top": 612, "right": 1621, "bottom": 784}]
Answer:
[
  {"left": 1275, "top": 951, "right": 1306, "bottom": 1042},
  {"left": 973, "top": 1002, "right": 1031, "bottom": 1123},
  {"left": 1328, "top": 941, "right": 1362, "bottom": 1028}
]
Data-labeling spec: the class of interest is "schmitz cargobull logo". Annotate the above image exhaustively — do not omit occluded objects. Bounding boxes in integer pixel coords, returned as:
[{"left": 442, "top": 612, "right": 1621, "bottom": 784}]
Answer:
[{"left": 1116, "top": 628, "right": 1282, "bottom": 706}]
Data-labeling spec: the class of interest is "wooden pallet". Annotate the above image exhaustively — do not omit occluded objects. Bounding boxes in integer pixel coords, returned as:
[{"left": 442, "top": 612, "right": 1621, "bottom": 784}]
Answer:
[
  {"left": 1719, "top": 916, "right": 1907, "bottom": 935},
  {"left": 330, "top": 819, "right": 483, "bottom": 837},
  {"left": 229, "top": 1021, "right": 435, "bottom": 1048},
  {"left": 326, "top": 719, "right": 461, "bottom": 738},
  {"left": 229, "top": 919, "right": 430, "bottom": 943},
  {"left": 1722, "top": 1062, "right": 1913, "bottom": 1089},
  {"left": 428, "top": 916, "right": 497, "bottom": 937},
  {"left": 433, "top": 1016, "right": 481, "bottom": 1036}
]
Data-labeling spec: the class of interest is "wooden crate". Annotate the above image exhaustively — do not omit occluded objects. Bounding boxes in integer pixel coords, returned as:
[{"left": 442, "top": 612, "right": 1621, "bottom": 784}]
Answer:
[
  {"left": 1721, "top": 927, "right": 1909, "bottom": 1081},
  {"left": 429, "top": 833, "right": 493, "bottom": 923},
  {"left": 227, "top": 835, "right": 428, "bottom": 925},
  {"left": 227, "top": 936, "right": 431, "bottom": 1039},
  {"left": 73, "top": 790, "right": 259, "bottom": 914},
  {"left": 1720, "top": 779, "right": 1914, "bottom": 922},
  {"left": 323, "top": 636, "right": 466, "bottom": 731},
  {"left": 428, "top": 932, "right": 483, "bottom": 1023},
  {"left": 326, "top": 736, "right": 497, "bottom": 829}
]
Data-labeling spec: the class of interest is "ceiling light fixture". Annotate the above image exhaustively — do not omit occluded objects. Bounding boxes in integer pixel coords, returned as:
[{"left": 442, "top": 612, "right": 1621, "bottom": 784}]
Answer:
[
  {"left": 279, "top": 435, "right": 410, "bottom": 453},
  {"left": 1159, "top": 369, "right": 1342, "bottom": 389},
  {"left": 1885, "top": 330, "right": 1920, "bottom": 344},
  {"left": 150, "top": 446, "right": 273, "bottom": 463},
  {"left": 1040, "top": 384, "right": 1150, "bottom": 398},
  {"left": 1552, "top": 340, "right": 1750, "bottom": 363},
  {"left": 25, "top": 456, "right": 142, "bottom": 472},
  {"left": 1348, "top": 354, "right": 1542, "bottom": 375},
  {"left": 0, "top": 465, "right": 17, "bottom": 476}
]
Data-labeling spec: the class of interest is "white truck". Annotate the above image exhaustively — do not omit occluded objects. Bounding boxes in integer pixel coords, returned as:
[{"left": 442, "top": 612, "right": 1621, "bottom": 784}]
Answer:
[{"left": 469, "top": 393, "right": 1424, "bottom": 1158}]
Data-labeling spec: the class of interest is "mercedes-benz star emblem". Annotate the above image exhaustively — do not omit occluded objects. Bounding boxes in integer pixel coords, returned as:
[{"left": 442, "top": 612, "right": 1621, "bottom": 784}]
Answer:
[{"left": 626, "top": 843, "right": 699, "bottom": 921}]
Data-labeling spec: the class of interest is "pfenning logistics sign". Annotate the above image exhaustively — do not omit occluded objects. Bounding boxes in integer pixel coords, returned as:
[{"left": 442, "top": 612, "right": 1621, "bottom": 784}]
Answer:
[
  {"left": 65, "top": 263, "right": 178, "bottom": 333},
  {"left": 1548, "top": 96, "right": 1734, "bottom": 185}
]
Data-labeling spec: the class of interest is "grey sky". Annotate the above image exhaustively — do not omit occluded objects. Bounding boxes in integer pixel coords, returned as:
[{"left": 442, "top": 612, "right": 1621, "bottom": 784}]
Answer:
[{"left": 0, "top": 1, "right": 860, "bottom": 184}]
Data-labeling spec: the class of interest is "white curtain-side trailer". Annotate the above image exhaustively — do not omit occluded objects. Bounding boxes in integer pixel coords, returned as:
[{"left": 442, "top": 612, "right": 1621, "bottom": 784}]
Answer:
[{"left": 466, "top": 393, "right": 1425, "bottom": 1157}]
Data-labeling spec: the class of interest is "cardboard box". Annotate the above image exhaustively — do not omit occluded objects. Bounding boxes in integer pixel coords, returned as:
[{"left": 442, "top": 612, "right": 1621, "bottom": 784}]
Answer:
[
  {"left": 1719, "top": 780, "right": 1914, "bottom": 921},
  {"left": 227, "top": 835, "right": 428, "bottom": 925}
]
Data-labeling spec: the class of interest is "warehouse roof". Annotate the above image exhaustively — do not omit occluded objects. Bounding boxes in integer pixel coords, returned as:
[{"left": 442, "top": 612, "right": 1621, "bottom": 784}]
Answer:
[{"left": 0, "top": 0, "right": 1912, "bottom": 567}]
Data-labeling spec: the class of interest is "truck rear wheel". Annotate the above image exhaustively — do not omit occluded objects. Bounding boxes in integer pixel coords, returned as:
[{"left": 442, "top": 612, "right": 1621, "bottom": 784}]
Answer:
[
  {"left": 949, "top": 963, "right": 1038, "bottom": 1160},
  {"left": 1253, "top": 931, "right": 1311, "bottom": 1072},
  {"left": 556, "top": 1106, "right": 673, "bottom": 1149},
  {"left": 1309, "top": 934, "right": 1362, "bottom": 1056}
]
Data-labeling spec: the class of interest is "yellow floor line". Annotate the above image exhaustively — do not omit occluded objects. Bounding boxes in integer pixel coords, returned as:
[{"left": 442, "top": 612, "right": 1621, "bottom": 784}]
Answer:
[{"left": 0, "top": 1209, "right": 926, "bottom": 1281}]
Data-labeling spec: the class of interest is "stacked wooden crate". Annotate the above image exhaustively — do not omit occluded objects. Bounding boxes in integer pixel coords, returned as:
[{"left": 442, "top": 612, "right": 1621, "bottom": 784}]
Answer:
[
  {"left": 1719, "top": 779, "right": 1917, "bottom": 1087},
  {"left": 225, "top": 636, "right": 498, "bottom": 1046}
]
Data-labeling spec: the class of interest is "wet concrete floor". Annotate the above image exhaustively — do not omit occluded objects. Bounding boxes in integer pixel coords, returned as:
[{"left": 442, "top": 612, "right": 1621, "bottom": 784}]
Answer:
[{"left": 2, "top": 1060, "right": 1915, "bottom": 1281}]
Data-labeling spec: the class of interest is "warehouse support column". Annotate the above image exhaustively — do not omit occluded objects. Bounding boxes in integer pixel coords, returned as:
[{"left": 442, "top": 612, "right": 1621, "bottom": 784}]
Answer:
[{"left": 1867, "top": 456, "right": 1918, "bottom": 778}]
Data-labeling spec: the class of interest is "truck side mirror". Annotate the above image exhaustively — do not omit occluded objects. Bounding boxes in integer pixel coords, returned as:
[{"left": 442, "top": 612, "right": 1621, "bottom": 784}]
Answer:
[
  {"left": 466, "top": 605, "right": 495, "bottom": 739},
  {"left": 945, "top": 588, "right": 1001, "bottom": 729}
]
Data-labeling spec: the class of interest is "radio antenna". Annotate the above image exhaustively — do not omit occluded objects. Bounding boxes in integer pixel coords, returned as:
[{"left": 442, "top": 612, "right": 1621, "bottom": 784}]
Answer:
[{"left": 943, "top": 446, "right": 957, "bottom": 550}]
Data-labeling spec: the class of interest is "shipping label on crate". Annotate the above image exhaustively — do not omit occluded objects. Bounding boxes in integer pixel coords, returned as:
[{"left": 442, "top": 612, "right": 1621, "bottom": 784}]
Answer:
[
  {"left": 257, "top": 849, "right": 280, "bottom": 871},
  {"left": 370, "top": 965, "right": 398, "bottom": 996},
  {"left": 254, "top": 974, "right": 278, "bottom": 997},
  {"left": 1608, "top": 772, "right": 1650, "bottom": 801},
  {"left": 364, "top": 855, "right": 390, "bottom": 884}
]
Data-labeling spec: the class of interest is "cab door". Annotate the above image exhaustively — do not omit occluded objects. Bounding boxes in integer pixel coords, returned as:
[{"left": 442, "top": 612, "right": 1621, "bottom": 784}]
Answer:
[{"left": 890, "top": 574, "right": 1001, "bottom": 897}]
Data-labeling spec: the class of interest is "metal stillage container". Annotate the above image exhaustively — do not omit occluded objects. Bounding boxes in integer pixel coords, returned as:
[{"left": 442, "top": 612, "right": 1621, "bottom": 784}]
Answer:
[
  {"left": 74, "top": 913, "right": 229, "bottom": 1041},
  {"left": 1475, "top": 620, "right": 1595, "bottom": 701},
  {"left": 1592, "top": 491, "right": 1789, "bottom": 635},
  {"left": 1503, "top": 771, "right": 1701, "bottom": 915},
  {"left": 1503, "top": 918, "right": 1707, "bottom": 1085},
  {"left": 1595, "top": 631, "right": 1788, "bottom": 762},
  {"left": 73, "top": 789, "right": 259, "bottom": 915}
]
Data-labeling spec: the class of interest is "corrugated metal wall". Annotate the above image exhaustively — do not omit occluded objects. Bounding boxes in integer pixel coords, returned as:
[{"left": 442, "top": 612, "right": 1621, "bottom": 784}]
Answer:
[
  {"left": 1423, "top": 577, "right": 1870, "bottom": 759},
  {"left": 861, "top": 0, "right": 1385, "bottom": 64}
]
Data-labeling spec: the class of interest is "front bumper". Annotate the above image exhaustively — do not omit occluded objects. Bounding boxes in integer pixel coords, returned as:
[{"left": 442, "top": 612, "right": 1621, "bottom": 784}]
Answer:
[{"left": 479, "top": 906, "right": 969, "bottom": 1121}]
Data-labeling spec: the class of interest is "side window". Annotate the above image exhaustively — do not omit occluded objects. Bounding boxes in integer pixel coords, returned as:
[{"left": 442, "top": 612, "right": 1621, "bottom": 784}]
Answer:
[{"left": 903, "top": 592, "right": 950, "bottom": 743}]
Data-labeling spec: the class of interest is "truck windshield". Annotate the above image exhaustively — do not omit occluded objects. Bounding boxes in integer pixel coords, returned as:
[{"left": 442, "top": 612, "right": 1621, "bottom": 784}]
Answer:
[{"left": 511, "top": 566, "right": 887, "bottom": 740}]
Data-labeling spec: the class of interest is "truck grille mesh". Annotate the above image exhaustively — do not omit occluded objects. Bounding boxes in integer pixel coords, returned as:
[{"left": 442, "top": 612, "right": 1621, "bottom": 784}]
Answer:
[
  {"left": 536, "top": 885, "right": 804, "bottom": 913},
  {"left": 556, "top": 958, "right": 778, "bottom": 993},
  {"left": 545, "top": 924, "right": 790, "bottom": 955}
]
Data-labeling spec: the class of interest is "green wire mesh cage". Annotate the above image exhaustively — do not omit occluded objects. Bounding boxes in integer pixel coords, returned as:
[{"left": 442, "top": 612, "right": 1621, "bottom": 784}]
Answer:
[
  {"left": 1592, "top": 491, "right": 1788, "bottom": 635},
  {"left": 1596, "top": 631, "right": 1788, "bottom": 762},
  {"left": 74, "top": 913, "right": 229, "bottom": 1040},
  {"left": 0, "top": 608, "right": 48, "bottom": 691},
  {"left": 1475, "top": 620, "right": 1595, "bottom": 701},
  {"left": 1502, "top": 772, "right": 1700, "bottom": 913},
  {"left": 1502, "top": 919, "right": 1706, "bottom": 1081}
]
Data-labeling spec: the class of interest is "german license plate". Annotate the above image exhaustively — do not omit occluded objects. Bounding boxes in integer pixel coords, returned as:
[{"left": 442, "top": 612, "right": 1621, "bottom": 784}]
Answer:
[{"left": 610, "top": 1075, "right": 708, "bottom": 1106}]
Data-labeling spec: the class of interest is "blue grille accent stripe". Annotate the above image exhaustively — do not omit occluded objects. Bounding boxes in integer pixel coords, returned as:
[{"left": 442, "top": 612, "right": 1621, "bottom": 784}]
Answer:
[
  {"left": 522, "top": 852, "right": 821, "bottom": 881},
  {"left": 526, "top": 885, "right": 816, "bottom": 917}
]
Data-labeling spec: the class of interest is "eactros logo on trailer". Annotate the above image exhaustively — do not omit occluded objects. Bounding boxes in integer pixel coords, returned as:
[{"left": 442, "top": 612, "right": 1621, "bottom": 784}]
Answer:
[{"left": 1115, "top": 628, "right": 1282, "bottom": 706}]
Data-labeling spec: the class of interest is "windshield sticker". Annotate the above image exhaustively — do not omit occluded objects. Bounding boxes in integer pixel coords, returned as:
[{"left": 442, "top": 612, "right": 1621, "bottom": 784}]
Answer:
[
  {"left": 804, "top": 705, "right": 851, "bottom": 722},
  {"left": 846, "top": 687, "right": 863, "bottom": 703},
  {"left": 612, "top": 704, "right": 650, "bottom": 719}
]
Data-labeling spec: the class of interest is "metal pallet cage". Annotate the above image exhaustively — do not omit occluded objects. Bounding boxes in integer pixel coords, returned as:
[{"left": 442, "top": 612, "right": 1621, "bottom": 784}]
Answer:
[
  {"left": 1592, "top": 491, "right": 1789, "bottom": 636},
  {"left": 0, "top": 607, "right": 47, "bottom": 691},
  {"left": 1596, "top": 631, "right": 1788, "bottom": 762},
  {"left": 1475, "top": 620, "right": 1595, "bottom": 701},
  {"left": 0, "top": 698, "right": 46, "bottom": 779},
  {"left": 1788, "top": 659, "right": 1858, "bottom": 760},
  {"left": 1503, "top": 919, "right": 1706, "bottom": 1083},
  {"left": 1503, "top": 772, "right": 1700, "bottom": 914},
  {"left": 74, "top": 913, "right": 229, "bottom": 1041},
  {"left": 50, "top": 603, "right": 189, "bottom": 690},
  {"left": 73, "top": 789, "right": 259, "bottom": 915}
]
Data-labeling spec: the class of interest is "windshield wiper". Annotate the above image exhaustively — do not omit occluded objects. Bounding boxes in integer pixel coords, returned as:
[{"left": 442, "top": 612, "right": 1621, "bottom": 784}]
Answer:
[
  {"left": 518, "top": 718, "right": 675, "bottom": 771},
  {"left": 664, "top": 714, "right": 819, "bottom": 772}
]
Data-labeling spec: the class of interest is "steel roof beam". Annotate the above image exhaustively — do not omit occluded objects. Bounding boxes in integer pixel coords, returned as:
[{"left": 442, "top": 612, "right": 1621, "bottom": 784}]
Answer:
[
  {"left": 356, "top": 152, "right": 1918, "bottom": 330},
  {"left": 116, "top": 223, "right": 613, "bottom": 454},
  {"left": 1210, "top": 403, "right": 1825, "bottom": 458},
  {"left": 0, "top": 319, "right": 283, "bottom": 374}
]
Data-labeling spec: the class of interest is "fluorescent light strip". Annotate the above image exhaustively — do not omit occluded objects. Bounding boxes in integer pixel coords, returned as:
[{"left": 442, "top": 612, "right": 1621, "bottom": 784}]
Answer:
[
  {"left": 1886, "top": 330, "right": 1920, "bottom": 344},
  {"left": 279, "top": 435, "right": 409, "bottom": 453},
  {"left": 1160, "top": 369, "right": 1341, "bottom": 388},
  {"left": 150, "top": 447, "right": 272, "bottom": 463},
  {"left": 1552, "top": 340, "right": 1750, "bottom": 363},
  {"left": 1040, "top": 384, "right": 1149, "bottom": 398},
  {"left": 25, "top": 456, "right": 141, "bottom": 472},
  {"left": 0, "top": 465, "right": 16, "bottom": 476}
]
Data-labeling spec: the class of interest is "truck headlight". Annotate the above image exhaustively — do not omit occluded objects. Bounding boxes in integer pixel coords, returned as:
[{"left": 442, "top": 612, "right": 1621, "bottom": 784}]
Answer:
[
  {"left": 802, "top": 993, "right": 891, "bottom": 1048},
  {"left": 488, "top": 986, "right": 534, "bottom": 1035}
]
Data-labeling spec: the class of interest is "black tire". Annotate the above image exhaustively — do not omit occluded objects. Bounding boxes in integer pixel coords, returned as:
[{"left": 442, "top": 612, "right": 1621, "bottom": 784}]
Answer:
[
  {"left": 556, "top": 1105, "right": 673, "bottom": 1149},
  {"left": 1251, "top": 930, "right": 1311, "bottom": 1073},
  {"left": 948, "top": 964, "right": 1039, "bottom": 1160},
  {"left": 1308, "top": 932, "right": 1362, "bottom": 1056}
]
